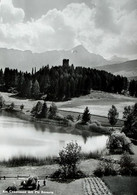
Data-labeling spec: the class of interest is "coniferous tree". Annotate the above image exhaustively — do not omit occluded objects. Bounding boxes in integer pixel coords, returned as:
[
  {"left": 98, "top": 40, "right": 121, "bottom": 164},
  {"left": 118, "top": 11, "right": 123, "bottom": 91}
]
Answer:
[
  {"left": 31, "top": 101, "right": 43, "bottom": 117},
  {"left": 129, "top": 80, "right": 136, "bottom": 96},
  {"left": 122, "top": 103, "right": 137, "bottom": 139},
  {"left": 0, "top": 69, "right": 4, "bottom": 86},
  {"left": 82, "top": 107, "right": 91, "bottom": 124},
  {"left": 0, "top": 95, "right": 5, "bottom": 108},
  {"left": 40, "top": 101, "right": 48, "bottom": 118},
  {"left": 48, "top": 102, "right": 58, "bottom": 119},
  {"left": 25, "top": 79, "right": 32, "bottom": 98},
  {"left": 32, "top": 80, "right": 40, "bottom": 99},
  {"left": 0, "top": 59, "right": 133, "bottom": 101},
  {"left": 108, "top": 105, "right": 119, "bottom": 129}
]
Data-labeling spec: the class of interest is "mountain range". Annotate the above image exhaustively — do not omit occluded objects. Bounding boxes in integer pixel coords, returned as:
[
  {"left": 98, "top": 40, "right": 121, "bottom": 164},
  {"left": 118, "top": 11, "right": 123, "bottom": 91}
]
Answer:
[
  {"left": 0, "top": 45, "right": 136, "bottom": 78},
  {"left": 96, "top": 60, "right": 137, "bottom": 79},
  {"left": 0, "top": 45, "right": 108, "bottom": 71}
]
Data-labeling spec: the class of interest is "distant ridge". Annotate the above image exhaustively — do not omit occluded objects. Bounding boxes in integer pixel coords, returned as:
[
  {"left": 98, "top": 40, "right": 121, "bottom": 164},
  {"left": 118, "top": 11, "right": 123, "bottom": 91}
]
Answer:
[
  {"left": 96, "top": 60, "right": 137, "bottom": 78},
  {"left": 0, "top": 46, "right": 136, "bottom": 78},
  {"left": 0, "top": 46, "right": 108, "bottom": 71}
]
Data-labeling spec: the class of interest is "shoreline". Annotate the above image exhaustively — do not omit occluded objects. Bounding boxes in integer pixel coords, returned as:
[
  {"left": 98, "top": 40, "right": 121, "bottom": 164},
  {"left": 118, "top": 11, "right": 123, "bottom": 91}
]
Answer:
[
  {"left": 1, "top": 90, "right": 136, "bottom": 134},
  {"left": 1, "top": 108, "right": 112, "bottom": 136}
]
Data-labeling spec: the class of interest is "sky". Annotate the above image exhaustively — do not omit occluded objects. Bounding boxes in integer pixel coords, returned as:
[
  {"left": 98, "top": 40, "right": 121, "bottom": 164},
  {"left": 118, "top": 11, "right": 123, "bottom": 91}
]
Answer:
[{"left": 0, "top": 0, "right": 137, "bottom": 59}]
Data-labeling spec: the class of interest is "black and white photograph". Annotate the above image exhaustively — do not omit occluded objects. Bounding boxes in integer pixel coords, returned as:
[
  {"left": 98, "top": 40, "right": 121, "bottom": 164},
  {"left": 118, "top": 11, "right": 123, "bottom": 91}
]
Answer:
[{"left": 0, "top": 0, "right": 137, "bottom": 194}]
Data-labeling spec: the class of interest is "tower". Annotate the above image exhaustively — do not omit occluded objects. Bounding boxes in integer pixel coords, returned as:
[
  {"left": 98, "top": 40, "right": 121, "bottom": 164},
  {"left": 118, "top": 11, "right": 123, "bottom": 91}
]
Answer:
[{"left": 63, "top": 59, "right": 69, "bottom": 67}]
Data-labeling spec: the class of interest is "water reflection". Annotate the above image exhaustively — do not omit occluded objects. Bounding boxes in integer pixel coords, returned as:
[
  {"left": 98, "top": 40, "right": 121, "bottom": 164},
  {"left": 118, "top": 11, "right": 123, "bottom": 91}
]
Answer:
[
  {"left": 0, "top": 111, "right": 108, "bottom": 160},
  {"left": 81, "top": 131, "right": 90, "bottom": 144}
]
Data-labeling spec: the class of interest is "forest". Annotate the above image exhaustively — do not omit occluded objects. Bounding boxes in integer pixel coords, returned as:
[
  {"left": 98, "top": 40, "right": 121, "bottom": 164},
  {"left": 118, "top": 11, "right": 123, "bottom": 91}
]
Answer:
[{"left": 0, "top": 59, "right": 137, "bottom": 101}]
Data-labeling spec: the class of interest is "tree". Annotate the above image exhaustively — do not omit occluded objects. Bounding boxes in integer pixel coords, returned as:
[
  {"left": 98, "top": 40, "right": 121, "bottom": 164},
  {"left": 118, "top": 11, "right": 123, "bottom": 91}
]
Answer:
[
  {"left": 82, "top": 107, "right": 90, "bottom": 124},
  {"left": 48, "top": 102, "right": 58, "bottom": 119},
  {"left": 129, "top": 80, "right": 136, "bottom": 96},
  {"left": 31, "top": 101, "right": 43, "bottom": 118},
  {"left": 10, "top": 102, "right": 15, "bottom": 110},
  {"left": 0, "top": 69, "right": 4, "bottom": 86},
  {"left": 31, "top": 80, "right": 40, "bottom": 99},
  {"left": 122, "top": 103, "right": 137, "bottom": 139},
  {"left": 123, "top": 106, "right": 132, "bottom": 120},
  {"left": 58, "top": 142, "right": 81, "bottom": 178},
  {"left": 108, "top": 105, "right": 119, "bottom": 129},
  {"left": 0, "top": 95, "right": 5, "bottom": 108},
  {"left": 20, "top": 104, "right": 24, "bottom": 111},
  {"left": 40, "top": 101, "right": 48, "bottom": 118},
  {"left": 20, "top": 78, "right": 31, "bottom": 97}
]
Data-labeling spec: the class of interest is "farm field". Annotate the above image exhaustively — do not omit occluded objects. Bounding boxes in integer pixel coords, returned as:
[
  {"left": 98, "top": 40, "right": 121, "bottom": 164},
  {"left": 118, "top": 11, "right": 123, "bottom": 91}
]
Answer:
[
  {"left": 103, "top": 176, "right": 137, "bottom": 195},
  {"left": 1, "top": 173, "right": 137, "bottom": 195}
]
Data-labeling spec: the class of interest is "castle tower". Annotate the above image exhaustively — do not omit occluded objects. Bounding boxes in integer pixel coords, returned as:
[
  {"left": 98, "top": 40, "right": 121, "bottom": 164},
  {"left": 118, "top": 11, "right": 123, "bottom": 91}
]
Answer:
[{"left": 63, "top": 59, "right": 69, "bottom": 67}]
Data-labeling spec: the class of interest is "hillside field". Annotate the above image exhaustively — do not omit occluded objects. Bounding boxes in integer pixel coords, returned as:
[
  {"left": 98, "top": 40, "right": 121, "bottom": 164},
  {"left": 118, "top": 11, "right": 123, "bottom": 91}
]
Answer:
[{"left": 1, "top": 90, "right": 137, "bottom": 120}]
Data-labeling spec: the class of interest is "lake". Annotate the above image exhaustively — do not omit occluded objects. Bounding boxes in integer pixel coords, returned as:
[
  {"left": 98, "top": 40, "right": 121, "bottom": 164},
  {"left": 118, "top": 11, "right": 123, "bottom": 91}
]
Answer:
[{"left": 0, "top": 111, "right": 108, "bottom": 161}]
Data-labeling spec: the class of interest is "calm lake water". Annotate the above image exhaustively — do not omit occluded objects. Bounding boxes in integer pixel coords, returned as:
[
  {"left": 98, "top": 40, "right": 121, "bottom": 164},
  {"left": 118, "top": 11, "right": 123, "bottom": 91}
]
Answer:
[{"left": 0, "top": 111, "right": 108, "bottom": 160}]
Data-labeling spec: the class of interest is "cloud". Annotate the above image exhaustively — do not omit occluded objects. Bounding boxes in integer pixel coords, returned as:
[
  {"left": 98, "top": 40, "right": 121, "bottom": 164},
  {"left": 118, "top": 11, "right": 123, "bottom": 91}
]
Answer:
[
  {"left": 0, "top": 0, "right": 137, "bottom": 59},
  {"left": 0, "top": 0, "right": 25, "bottom": 23},
  {"left": 93, "top": 0, "right": 120, "bottom": 34},
  {"left": 0, "top": 2, "right": 76, "bottom": 52},
  {"left": 13, "top": 0, "right": 93, "bottom": 21}
]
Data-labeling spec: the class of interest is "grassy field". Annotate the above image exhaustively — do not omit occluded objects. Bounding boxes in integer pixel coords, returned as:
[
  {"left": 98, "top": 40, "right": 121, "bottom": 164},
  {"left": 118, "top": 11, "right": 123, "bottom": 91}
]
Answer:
[
  {"left": 0, "top": 177, "right": 83, "bottom": 195},
  {"left": 1, "top": 165, "right": 137, "bottom": 195},
  {"left": 1, "top": 91, "right": 137, "bottom": 128},
  {"left": 0, "top": 159, "right": 98, "bottom": 194},
  {"left": 1, "top": 176, "right": 137, "bottom": 195},
  {"left": 1, "top": 90, "right": 137, "bottom": 119},
  {"left": 58, "top": 91, "right": 137, "bottom": 119},
  {"left": 103, "top": 176, "right": 137, "bottom": 195}
]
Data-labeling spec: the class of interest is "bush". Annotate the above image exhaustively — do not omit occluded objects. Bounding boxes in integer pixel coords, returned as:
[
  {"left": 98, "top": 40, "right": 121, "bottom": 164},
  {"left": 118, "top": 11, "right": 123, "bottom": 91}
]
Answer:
[
  {"left": 9, "top": 102, "right": 15, "bottom": 110},
  {"left": 89, "top": 123, "right": 110, "bottom": 134},
  {"left": 55, "top": 113, "right": 64, "bottom": 120},
  {"left": 107, "top": 132, "right": 134, "bottom": 154},
  {"left": 51, "top": 169, "right": 86, "bottom": 181},
  {"left": 120, "top": 154, "right": 136, "bottom": 176},
  {"left": 91, "top": 120, "right": 101, "bottom": 126},
  {"left": 65, "top": 115, "right": 74, "bottom": 122},
  {"left": 50, "top": 169, "right": 62, "bottom": 179},
  {"left": 94, "top": 159, "right": 117, "bottom": 177}
]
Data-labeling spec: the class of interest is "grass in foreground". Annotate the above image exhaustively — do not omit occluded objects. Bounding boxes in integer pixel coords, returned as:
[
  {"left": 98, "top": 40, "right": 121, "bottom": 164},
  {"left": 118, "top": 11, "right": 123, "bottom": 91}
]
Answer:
[
  {"left": 0, "top": 155, "right": 58, "bottom": 167},
  {"left": 80, "top": 151, "right": 102, "bottom": 160},
  {"left": 0, "top": 151, "right": 102, "bottom": 167},
  {"left": 103, "top": 176, "right": 137, "bottom": 195}
]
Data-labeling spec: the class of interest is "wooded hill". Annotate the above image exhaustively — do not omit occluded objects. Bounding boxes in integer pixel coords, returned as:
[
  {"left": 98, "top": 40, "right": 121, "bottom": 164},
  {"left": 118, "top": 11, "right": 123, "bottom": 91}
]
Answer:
[{"left": 0, "top": 59, "right": 137, "bottom": 101}]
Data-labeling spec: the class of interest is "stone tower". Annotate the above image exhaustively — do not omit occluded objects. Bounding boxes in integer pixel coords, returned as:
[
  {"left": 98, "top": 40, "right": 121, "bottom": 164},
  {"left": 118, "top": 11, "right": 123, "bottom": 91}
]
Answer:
[{"left": 63, "top": 59, "right": 69, "bottom": 67}]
